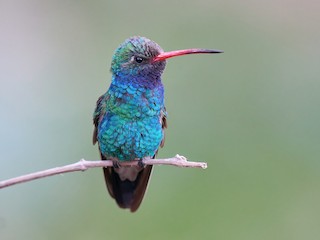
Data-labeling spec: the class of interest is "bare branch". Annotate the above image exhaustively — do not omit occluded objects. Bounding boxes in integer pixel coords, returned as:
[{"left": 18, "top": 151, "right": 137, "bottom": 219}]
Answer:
[{"left": 0, "top": 154, "right": 207, "bottom": 189}]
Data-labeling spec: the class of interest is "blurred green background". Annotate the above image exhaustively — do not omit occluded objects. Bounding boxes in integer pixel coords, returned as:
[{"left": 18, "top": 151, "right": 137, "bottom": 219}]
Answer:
[{"left": 1, "top": 0, "right": 320, "bottom": 239}]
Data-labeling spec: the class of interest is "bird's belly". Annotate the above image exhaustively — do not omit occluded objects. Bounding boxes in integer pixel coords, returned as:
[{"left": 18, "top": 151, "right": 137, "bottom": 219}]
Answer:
[{"left": 98, "top": 114, "right": 163, "bottom": 161}]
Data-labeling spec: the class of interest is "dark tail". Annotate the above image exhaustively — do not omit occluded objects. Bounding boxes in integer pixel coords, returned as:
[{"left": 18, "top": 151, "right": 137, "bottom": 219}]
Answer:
[{"left": 103, "top": 165, "right": 153, "bottom": 212}]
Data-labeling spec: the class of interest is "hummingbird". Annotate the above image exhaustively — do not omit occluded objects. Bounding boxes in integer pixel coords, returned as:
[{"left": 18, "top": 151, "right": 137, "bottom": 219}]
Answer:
[{"left": 93, "top": 36, "right": 222, "bottom": 212}]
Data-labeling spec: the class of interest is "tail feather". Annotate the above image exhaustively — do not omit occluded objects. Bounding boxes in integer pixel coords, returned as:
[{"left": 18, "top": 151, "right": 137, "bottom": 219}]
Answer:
[
  {"left": 130, "top": 165, "right": 153, "bottom": 212},
  {"left": 103, "top": 165, "right": 153, "bottom": 212}
]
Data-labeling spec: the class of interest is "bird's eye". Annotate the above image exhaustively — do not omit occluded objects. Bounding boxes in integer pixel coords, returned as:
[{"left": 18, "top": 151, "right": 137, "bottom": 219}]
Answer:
[{"left": 134, "top": 56, "right": 143, "bottom": 63}]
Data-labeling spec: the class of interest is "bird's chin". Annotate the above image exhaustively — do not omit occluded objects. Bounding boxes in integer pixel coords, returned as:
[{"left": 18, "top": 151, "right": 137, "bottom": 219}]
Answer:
[{"left": 152, "top": 60, "right": 166, "bottom": 74}]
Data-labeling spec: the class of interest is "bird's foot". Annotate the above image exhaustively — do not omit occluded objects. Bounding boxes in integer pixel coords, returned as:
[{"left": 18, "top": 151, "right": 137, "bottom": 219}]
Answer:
[
  {"left": 137, "top": 159, "right": 145, "bottom": 168},
  {"left": 138, "top": 156, "right": 153, "bottom": 168},
  {"left": 112, "top": 161, "right": 121, "bottom": 168}
]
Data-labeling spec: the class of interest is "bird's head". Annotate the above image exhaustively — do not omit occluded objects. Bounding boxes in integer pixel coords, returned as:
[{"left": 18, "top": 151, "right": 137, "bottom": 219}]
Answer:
[
  {"left": 111, "top": 36, "right": 165, "bottom": 79},
  {"left": 111, "top": 36, "right": 223, "bottom": 80}
]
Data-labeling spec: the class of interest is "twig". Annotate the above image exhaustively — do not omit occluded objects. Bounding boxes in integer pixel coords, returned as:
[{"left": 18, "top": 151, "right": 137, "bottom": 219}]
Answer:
[{"left": 0, "top": 154, "right": 207, "bottom": 189}]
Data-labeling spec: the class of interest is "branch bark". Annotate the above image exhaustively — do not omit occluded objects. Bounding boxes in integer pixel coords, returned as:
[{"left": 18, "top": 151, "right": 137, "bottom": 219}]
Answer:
[{"left": 0, "top": 154, "right": 207, "bottom": 189}]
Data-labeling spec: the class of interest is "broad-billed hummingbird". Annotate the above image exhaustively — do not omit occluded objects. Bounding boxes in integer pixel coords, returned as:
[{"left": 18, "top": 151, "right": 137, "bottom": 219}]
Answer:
[{"left": 93, "top": 36, "right": 222, "bottom": 212}]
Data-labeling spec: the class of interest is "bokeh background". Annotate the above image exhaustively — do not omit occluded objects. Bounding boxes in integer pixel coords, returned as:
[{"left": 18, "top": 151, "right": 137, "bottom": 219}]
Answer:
[{"left": 1, "top": 0, "right": 320, "bottom": 239}]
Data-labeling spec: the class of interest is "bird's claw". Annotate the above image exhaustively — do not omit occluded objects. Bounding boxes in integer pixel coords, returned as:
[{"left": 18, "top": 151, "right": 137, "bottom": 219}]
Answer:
[
  {"left": 112, "top": 161, "right": 121, "bottom": 168},
  {"left": 138, "top": 159, "right": 145, "bottom": 168}
]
